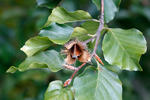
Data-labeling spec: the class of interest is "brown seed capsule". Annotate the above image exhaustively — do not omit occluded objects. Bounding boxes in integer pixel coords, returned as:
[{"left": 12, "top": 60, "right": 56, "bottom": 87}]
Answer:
[{"left": 63, "top": 40, "right": 91, "bottom": 64}]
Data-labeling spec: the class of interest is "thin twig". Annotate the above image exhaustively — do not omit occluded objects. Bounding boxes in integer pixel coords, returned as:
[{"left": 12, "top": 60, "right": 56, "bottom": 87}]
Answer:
[
  {"left": 64, "top": 0, "right": 104, "bottom": 87},
  {"left": 64, "top": 63, "right": 86, "bottom": 87},
  {"left": 83, "top": 35, "right": 96, "bottom": 44},
  {"left": 92, "top": 0, "right": 104, "bottom": 57},
  {"left": 70, "top": 63, "right": 86, "bottom": 79},
  {"left": 64, "top": 64, "right": 78, "bottom": 71}
]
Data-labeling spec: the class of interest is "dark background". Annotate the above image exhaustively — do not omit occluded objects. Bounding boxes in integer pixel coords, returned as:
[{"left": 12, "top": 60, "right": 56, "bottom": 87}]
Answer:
[{"left": 0, "top": 0, "right": 150, "bottom": 100}]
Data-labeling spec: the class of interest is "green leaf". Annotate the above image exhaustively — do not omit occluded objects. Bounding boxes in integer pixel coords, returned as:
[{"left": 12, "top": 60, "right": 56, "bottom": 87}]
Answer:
[
  {"left": 40, "top": 23, "right": 73, "bottom": 45},
  {"left": 20, "top": 50, "right": 64, "bottom": 72},
  {"left": 73, "top": 66, "right": 122, "bottom": 100},
  {"left": 81, "top": 21, "right": 99, "bottom": 34},
  {"left": 71, "top": 27, "right": 91, "bottom": 41},
  {"left": 45, "top": 7, "right": 92, "bottom": 26},
  {"left": 71, "top": 21, "right": 99, "bottom": 41},
  {"left": 44, "top": 80, "right": 74, "bottom": 100},
  {"left": 102, "top": 28, "right": 147, "bottom": 71},
  {"left": 100, "top": 60, "right": 121, "bottom": 73},
  {"left": 92, "top": 0, "right": 118, "bottom": 23},
  {"left": 21, "top": 36, "right": 52, "bottom": 57},
  {"left": 36, "top": 0, "right": 61, "bottom": 9},
  {"left": 7, "top": 50, "right": 64, "bottom": 73},
  {"left": 7, "top": 63, "right": 47, "bottom": 73}
]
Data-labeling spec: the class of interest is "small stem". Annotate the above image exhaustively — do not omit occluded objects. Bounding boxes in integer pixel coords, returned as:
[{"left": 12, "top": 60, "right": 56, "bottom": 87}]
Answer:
[
  {"left": 92, "top": 0, "right": 104, "bottom": 57},
  {"left": 83, "top": 36, "right": 96, "bottom": 44},
  {"left": 70, "top": 62, "right": 86, "bottom": 79},
  {"left": 64, "top": 63, "right": 86, "bottom": 87},
  {"left": 64, "top": 64, "right": 78, "bottom": 71},
  {"left": 64, "top": 0, "right": 104, "bottom": 87}
]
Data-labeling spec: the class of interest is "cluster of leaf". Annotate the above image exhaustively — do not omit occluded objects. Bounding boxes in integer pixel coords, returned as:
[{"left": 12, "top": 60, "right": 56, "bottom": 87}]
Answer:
[{"left": 7, "top": 0, "right": 147, "bottom": 100}]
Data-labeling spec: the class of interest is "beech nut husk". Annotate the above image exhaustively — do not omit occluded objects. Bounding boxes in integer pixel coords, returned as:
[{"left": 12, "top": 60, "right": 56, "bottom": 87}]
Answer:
[{"left": 63, "top": 40, "right": 91, "bottom": 64}]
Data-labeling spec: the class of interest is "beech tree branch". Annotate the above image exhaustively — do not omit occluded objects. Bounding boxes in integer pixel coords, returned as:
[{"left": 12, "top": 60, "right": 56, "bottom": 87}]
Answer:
[
  {"left": 92, "top": 0, "right": 104, "bottom": 57},
  {"left": 70, "top": 63, "right": 86, "bottom": 79},
  {"left": 64, "top": 63, "right": 86, "bottom": 87},
  {"left": 64, "top": 0, "right": 104, "bottom": 87}
]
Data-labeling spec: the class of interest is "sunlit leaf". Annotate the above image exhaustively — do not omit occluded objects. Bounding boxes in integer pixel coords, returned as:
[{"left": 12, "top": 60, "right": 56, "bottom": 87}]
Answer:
[
  {"left": 71, "top": 27, "right": 91, "bottom": 41},
  {"left": 21, "top": 36, "right": 52, "bottom": 57},
  {"left": 81, "top": 21, "right": 99, "bottom": 34},
  {"left": 92, "top": 0, "right": 118, "bottom": 23},
  {"left": 44, "top": 80, "right": 74, "bottom": 100},
  {"left": 102, "top": 28, "right": 147, "bottom": 71},
  {"left": 40, "top": 23, "right": 73, "bottom": 45},
  {"left": 45, "top": 7, "right": 92, "bottom": 26},
  {"left": 71, "top": 21, "right": 99, "bottom": 41},
  {"left": 7, "top": 50, "right": 64, "bottom": 73},
  {"left": 73, "top": 66, "right": 122, "bottom": 100}
]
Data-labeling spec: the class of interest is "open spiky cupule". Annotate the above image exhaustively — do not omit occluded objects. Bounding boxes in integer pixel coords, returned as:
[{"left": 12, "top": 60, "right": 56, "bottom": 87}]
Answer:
[
  {"left": 63, "top": 40, "right": 104, "bottom": 87},
  {"left": 64, "top": 40, "right": 90, "bottom": 65}
]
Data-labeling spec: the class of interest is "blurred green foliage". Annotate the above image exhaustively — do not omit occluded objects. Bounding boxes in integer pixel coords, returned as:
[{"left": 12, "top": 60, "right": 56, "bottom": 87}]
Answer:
[{"left": 0, "top": 0, "right": 150, "bottom": 100}]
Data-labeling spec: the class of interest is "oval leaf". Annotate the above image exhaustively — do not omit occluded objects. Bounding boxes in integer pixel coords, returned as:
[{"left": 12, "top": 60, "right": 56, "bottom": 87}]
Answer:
[
  {"left": 44, "top": 80, "right": 74, "bottom": 100},
  {"left": 71, "top": 21, "right": 99, "bottom": 41},
  {"left": 40, "top": 23, "right": 73, "bottom": 45},
  {"left": 73, "top": 66, "right": 122, "bottom": 100},
  {"left": 20, "top": 50, "right": 64, "bottom": 72},
  {"left": 45, "top": 7, "right": 92, "bottom": 26},
  {"left": 7, "top": 50, "right": 64, "bottom": 73},
  {"left": 81, "top": 21, "right": 99, "bottom": 34},
  {"left": 102, "top": 28, "right": 147, "bottom": 71},
  {"left": 21, "top": 36, "right": 52, "bottom": 57},
  {"left": 71, "top": 27, "right": 91, "bottom": 41}
]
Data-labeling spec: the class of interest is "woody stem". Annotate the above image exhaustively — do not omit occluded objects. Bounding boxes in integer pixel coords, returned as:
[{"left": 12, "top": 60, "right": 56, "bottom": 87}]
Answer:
[
  {"left": 92, "top": 0, "right": 104, "bottom": 57},
  {"left": 64, "top": 62, "right": 86, "bottom": 87},
  {"left": 70, "top": 62, "right": 86, "bottom": 80},
  {"left": 64, "top": 0, "right": 104, "bottom": 87},
  {"left": 64, "top": 64, "right": 78, "bottom": 71},
  {"left": 83, "top": 35, "right": 96, "bottom": 44}
]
